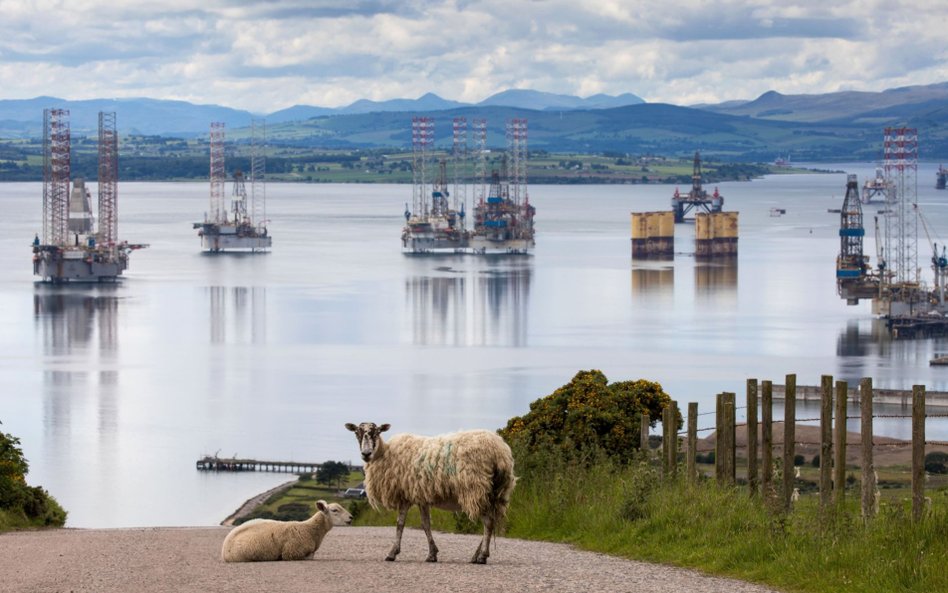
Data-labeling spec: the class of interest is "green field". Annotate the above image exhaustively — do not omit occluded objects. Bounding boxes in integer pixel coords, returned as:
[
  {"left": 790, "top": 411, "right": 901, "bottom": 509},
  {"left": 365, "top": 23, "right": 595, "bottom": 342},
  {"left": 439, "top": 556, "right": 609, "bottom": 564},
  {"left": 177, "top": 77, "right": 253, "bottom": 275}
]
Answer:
[{"left": 0, "top": 135, "right": 798, "bottom": 184}]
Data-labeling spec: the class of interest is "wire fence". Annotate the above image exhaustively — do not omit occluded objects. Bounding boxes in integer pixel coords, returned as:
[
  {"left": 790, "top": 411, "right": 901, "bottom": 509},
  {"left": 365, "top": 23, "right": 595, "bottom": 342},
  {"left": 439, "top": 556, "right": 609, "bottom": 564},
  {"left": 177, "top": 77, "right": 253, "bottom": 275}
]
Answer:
[{"left": 651, "top": 375, "right": 944, "bottom": 522}]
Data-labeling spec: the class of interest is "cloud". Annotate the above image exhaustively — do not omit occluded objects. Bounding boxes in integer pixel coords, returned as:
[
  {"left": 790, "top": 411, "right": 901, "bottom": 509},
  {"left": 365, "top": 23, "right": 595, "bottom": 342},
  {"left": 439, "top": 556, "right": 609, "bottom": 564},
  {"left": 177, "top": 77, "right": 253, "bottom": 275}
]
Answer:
[{"left": 0, "top": 0, "right": 944, "bottom": 112}]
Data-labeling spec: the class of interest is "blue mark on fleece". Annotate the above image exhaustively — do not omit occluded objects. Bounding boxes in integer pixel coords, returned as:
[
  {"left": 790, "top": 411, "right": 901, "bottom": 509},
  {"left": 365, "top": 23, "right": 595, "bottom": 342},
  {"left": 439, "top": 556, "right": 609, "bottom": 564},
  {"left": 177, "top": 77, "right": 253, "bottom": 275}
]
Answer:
[{"left": 415, "top": 441, "right": 457, "bottom": 476}]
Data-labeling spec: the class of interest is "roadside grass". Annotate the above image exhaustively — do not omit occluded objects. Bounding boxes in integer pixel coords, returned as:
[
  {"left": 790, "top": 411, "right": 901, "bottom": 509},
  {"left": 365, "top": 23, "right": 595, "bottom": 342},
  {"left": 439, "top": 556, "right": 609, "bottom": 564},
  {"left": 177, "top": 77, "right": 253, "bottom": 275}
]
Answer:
[
  {"left": 505, "top": 456, "right": 947, "bottom": 593},
  {"left": 0, "top": 507, "right": 62, "bottom": 531},
  {"left": 349, "top": 454, "right": 947, "bottom": 593}
]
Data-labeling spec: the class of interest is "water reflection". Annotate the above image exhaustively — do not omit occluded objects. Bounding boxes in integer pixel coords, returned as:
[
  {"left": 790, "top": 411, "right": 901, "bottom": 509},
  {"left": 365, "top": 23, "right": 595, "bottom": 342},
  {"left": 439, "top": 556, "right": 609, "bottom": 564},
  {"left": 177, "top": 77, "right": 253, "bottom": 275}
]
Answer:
[
  {"left": 835, "top": 319, "right": 943, "bottom": 386},
  {"left": 630, "top": 265, "right": 674, "bottom": 295},
  {"left": 33, "top": 287, "right": 121, "bottom": 434},
  {"left": 34, "top": 289, "right": 120, "bottom": 354},
  {"left": 207, "top": 286, "right": 267, "bottom": 344},
  {"left": 405, "top": 262, "right": 531, "bottom": 346},
  {"left": 695, "top": 259, "right": 738, "bottom": 295}
]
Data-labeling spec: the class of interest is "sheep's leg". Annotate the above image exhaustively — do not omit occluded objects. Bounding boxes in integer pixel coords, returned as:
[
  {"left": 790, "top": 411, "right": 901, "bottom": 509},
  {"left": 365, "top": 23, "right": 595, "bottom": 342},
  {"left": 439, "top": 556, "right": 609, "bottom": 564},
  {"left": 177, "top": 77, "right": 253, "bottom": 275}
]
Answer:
[
  {"left": 472, "top": 513, "right": 493, "bottom": 564},
  {"left": 386, "top": 506, "right": 409, "bottom": 561},
  {"left": 419, "top": 504, "right": 439, "bottom": 562}
]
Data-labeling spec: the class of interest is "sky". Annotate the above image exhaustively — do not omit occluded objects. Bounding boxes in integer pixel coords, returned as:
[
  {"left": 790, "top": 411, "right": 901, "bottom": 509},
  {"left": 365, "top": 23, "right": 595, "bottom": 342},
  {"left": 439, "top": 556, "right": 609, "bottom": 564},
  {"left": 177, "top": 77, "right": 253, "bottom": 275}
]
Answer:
[{"left": 0, "top": 0, "right": 946, "bottom": 114}]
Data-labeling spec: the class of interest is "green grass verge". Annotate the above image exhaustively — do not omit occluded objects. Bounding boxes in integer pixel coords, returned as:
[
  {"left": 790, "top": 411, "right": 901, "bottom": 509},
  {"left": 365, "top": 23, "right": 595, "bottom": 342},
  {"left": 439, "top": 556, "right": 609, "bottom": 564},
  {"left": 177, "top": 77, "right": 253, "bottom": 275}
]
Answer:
[
  {"left": 0, "top": 506, "right": 66, "bottom": 532},
  {"left": 350, "top": 454, "right": 947, "bottom": 593},
  {"left": 508, "top": 457, "right": 947, "bottom": 593},
  {"left": 238, "top": 471, "right": 368, "bottom": 524}
]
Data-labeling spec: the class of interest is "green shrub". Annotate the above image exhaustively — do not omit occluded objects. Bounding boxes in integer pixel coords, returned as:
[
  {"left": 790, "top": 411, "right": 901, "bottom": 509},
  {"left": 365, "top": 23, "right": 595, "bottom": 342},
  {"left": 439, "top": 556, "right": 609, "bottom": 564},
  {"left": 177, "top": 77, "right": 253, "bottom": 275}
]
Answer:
[
  {"left": 925, "top": 452, "right": 948, "bottom": 475},
  {"left": 0, "top": 421, "right": 66, "bottom": 530},
  {"left": 794, "top": 454, "right": 806, "bottom": 466},
  {"left": 811, "top": 454, "right": 820, "bottom": 468},
  {"left": 696, "top": 451, "right": 715, "bottom": 464},
  {"left": 347, "top": 499, "right": 369, "bottom": 521},
  {"left": 275, "top": 502, "right": 311, "bottom": 521},
  {"left": 499, "top": 370, "right": 677, "bottom": 463}
]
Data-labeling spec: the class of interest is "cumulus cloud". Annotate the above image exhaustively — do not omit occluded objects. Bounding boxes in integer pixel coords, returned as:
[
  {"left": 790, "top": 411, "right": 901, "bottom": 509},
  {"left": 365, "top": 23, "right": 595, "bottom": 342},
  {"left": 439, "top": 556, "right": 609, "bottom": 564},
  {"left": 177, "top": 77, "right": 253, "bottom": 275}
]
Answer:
[{"left": 0, "top": 0, "right": 943, "bottom": 112}]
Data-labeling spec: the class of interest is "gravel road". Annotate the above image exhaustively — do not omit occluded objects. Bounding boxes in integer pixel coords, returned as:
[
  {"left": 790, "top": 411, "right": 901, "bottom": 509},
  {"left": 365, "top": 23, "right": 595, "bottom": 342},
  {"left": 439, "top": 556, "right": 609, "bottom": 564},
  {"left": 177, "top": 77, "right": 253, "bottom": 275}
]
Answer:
[{"left": 0, "top": 526, "right": 781, "bottom": 593}]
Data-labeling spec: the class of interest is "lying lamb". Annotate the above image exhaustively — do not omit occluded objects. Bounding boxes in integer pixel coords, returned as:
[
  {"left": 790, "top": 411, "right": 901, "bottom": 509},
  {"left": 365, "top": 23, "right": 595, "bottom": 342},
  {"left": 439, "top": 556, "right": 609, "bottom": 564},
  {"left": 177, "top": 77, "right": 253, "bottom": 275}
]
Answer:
[
  {"left": 221, "top": 500, "right": 352, "bottom": 562},
  {"left": 345, "top": 421, "right": 517, "bottom": 564}
]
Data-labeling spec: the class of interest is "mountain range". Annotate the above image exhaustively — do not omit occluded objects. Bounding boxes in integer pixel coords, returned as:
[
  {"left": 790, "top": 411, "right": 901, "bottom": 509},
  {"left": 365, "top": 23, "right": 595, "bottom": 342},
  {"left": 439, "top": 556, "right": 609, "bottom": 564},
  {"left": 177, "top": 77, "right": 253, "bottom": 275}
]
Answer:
[
  {"left": 0, "top": 89, "right": 645, "bottom": 137},
  {"left": 1, "top": 83, "right": 948, "bottom": 159}
]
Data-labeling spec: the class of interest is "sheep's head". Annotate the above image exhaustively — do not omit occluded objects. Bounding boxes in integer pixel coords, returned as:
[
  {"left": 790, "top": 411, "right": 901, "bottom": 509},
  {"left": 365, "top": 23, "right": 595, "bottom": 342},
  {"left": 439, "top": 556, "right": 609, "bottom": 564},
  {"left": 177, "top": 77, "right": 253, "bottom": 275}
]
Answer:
[
  {"left": 344, "top": 422, "right": 390, "bottom": 462},
  {"left": 316, "top": 500, "right": 353, "bottom": 526}
]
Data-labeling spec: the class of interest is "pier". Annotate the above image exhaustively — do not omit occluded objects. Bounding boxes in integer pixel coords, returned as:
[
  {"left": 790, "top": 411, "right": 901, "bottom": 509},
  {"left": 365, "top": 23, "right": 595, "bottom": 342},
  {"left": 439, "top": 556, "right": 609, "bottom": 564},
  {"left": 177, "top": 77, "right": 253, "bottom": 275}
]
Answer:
[
  {"left": 195, "top": 455, "right": 340, "bottom": 474},
  {"left": 771, "top": 384, "right": 948, "bottom": 408}
]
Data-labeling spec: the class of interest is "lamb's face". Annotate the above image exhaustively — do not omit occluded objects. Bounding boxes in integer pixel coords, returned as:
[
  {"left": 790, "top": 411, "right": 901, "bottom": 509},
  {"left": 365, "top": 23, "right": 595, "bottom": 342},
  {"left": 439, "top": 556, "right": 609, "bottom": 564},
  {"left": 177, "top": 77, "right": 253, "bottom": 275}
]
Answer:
[
  {"left": 316, "top": 500, "right": 354, "bottom": 525},
  {"left": 344, "top": 422, "right": 390, "bottom": 462}
]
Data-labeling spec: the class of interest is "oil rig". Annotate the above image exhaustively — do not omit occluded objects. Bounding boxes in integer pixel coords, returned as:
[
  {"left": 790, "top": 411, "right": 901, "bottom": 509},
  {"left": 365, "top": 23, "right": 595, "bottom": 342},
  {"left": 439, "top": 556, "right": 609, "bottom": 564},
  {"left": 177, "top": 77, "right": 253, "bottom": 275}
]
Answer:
[
  {"left": 193, "top": 121, "right": 271, "bottom": 252},
  {"left": 835, "top": 128, "right": 948, "bottom": 337},
  {"left": 401, "top": 117, "right": 535, "bottom": 254},
  {"left": 401, "top": 117, "right": 468, "bottom": 252},
  {"left": 671, "top": 151, "right": 723, "bottom": 223},
  {"left": 937, "top": 165, "right": 946, "bottom": 190},
  {"left": 860, "top": 166, "right": 892, "bottom": 203},
  {"left": 469, "top": 118, "right": 535, "bottom": 254},
  {"left": 32, "top": 109, "right": 146, "bottom": 282}
]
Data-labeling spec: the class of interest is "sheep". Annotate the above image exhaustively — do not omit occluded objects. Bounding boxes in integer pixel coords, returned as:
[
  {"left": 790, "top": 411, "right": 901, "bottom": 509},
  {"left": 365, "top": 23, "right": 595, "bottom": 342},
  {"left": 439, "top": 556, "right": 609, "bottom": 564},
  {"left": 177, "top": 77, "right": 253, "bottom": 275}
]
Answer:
[
  {"left": 344, "top": 421, "right": 517, "bottom": 564},
  {"left": 220, "top": 500, "right": 352, "bottom": 562}
]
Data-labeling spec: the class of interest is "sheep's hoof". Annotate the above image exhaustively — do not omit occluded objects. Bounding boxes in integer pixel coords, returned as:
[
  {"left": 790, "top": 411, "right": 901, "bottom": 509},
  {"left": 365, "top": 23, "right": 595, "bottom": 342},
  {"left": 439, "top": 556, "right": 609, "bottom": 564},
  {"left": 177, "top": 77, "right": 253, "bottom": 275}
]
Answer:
[
  {"left": 471, "top": 555, "right": 487, "bottom": 565},
  {"left": 425, "top": 554, "right": 438, "bottom": 563},
  {"left": 385, "top": 555, "right": 397, "bottom": 562}
]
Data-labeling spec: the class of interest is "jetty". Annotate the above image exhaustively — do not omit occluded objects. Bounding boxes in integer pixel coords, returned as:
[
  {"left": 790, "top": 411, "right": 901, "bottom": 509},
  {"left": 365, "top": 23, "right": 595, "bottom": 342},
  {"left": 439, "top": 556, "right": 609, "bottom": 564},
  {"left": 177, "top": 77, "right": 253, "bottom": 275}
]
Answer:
[
  {"left": 771, "top": 384, "right": 948, "bottom": 408},
  {"left": 195, "top": 455, "right": 332, "bottom": 474}
]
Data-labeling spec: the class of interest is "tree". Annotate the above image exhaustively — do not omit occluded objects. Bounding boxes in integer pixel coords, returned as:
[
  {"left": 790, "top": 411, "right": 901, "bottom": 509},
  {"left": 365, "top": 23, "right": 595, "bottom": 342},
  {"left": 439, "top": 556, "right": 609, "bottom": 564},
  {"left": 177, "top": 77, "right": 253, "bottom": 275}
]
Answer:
[
  {"left": 0, "top": 421, "right": 29, "bottom": 508},
  {"left": 316, "top": 461, "right": 349, "bottom": 487},
  {"left": 0, "top": 420, "right": 67, "bottom": 527},
  {"left": 499, "top": 369, "right": 678, "bottom": 463}
]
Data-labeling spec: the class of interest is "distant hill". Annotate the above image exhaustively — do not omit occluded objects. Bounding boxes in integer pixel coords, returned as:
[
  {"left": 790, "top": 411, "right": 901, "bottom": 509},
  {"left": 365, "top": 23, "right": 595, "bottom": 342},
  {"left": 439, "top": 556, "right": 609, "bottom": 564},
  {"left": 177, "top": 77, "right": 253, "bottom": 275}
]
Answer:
[
  {"left": 1, "top": 83, "right": 948, "bottom": 159},
  {"left": 0, "top": 96, "right": 255, "bottom": 136},
  {"left": 261, "top": 102, "right": 871, "bottom": 161},
  {"left": 0, "top": 89, "right": 646, "bottom": 138},
  {"left": 700, "top": 82, "right": 948, "bottom": 123},
  {"left": 477, "top": 89, "right": 644, "bottom": 111}
]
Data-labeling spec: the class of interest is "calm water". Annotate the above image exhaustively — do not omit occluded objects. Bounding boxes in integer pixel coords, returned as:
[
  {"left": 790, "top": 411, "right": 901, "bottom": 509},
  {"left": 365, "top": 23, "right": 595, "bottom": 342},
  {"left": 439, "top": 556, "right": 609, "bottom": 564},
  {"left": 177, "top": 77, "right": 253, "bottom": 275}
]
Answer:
[{"left": 2, "top": 164, "right": 948, "bottom": 528}]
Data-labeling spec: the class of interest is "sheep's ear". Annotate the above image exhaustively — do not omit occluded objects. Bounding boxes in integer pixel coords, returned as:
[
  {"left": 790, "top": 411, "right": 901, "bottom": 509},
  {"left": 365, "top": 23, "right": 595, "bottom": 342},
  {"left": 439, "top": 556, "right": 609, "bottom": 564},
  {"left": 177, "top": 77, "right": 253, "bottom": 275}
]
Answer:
[
  {"left": 379, "top": 423, "right": 391, "bottom": 433},
  {"left": 316, "top": 500, "right": 328, "bottom": 511},
  {"left": 344, "top": 423, "right": 358, "bottom": 432}
]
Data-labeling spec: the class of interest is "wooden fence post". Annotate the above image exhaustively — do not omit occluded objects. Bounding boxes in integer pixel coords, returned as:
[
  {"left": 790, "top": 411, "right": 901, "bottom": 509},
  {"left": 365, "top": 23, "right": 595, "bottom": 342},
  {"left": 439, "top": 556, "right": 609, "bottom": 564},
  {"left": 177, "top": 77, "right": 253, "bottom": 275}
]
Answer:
[
  {"left": 834, "top": 380, "right": 848, "bottom": 510},
  {"left": 747, "top": 379, "right": 759, "bottom": 496},
  {"left": 912, "top": 385, "right": 926, "bottom": 522},
  {"left": 687, "top": 402, "right": 698, "bottom": 483},
  {"left": 662, "top": 406, "right": 670, "bottom": 476},
  {"left": 860, "top": 377, "right": 876, "bottom": 520},
  {"left": 782, "top": 373, "right": 797, "bottom": 512},
  {"left": 640, "top": 412, "right": 650, "bottom": 454},
  {"left": 820, "top": 374, "right": 834, "bottom": 510},
  {"left": 715, "top": 393, "right": 724, "bottom": 484},
  {"left": 724, "top": 392, "right": 736, "bottom": 485},
  {"left": 762, "top": 380, "right": 773, "bottom": 497},
  {"left": 664, "top": 401, "right": 678, "bottom": 479}
]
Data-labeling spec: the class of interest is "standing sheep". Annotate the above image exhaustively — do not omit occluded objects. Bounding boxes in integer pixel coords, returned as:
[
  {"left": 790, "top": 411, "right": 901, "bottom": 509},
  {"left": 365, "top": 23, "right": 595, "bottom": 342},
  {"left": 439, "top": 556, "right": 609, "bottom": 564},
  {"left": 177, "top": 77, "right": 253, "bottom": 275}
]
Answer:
[
  {"left": 221, "top": 500, "right": 352, "bottom": 562},
  {"left": 344, "top": 421, "right": 516, "bottom": 564}
]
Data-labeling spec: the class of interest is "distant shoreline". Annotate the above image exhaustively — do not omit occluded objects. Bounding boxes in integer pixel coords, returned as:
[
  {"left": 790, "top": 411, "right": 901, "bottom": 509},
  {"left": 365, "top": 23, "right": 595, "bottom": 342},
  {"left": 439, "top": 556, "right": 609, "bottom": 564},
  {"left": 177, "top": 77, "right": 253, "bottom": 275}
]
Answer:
[{"left": 220, "top": 479, "right": 297, "bottom": 526}]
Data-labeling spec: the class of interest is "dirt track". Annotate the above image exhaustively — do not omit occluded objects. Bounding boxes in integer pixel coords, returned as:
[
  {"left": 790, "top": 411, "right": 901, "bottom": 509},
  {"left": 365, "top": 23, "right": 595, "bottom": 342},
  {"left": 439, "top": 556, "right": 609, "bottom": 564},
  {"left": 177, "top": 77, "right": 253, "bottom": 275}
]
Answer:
[{"left": 1, "top": 526, "right": 780, "bottom": 593}]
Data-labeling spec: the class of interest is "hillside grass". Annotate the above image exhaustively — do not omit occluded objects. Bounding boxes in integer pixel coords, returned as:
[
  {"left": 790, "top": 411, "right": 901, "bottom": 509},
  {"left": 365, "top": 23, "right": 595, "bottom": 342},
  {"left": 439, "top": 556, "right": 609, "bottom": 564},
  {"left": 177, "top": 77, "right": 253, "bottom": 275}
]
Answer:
[{"left": 349, "top": 454, "right": 947, "bottom": 593}]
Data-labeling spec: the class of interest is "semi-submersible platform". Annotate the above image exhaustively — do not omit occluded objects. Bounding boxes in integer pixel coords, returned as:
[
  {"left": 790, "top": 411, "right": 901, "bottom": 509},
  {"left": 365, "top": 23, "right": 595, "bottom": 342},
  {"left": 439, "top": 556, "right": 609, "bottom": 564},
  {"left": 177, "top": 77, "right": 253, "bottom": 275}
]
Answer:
[
  {"left": 401, "top": 117, "right": 535, "bottom": 255},
  {"left": 193, "top": 121, "right": 272, "bottom": 252},
  {"left": 32, "top": 109, "right": 147, "bottom": 282}
]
